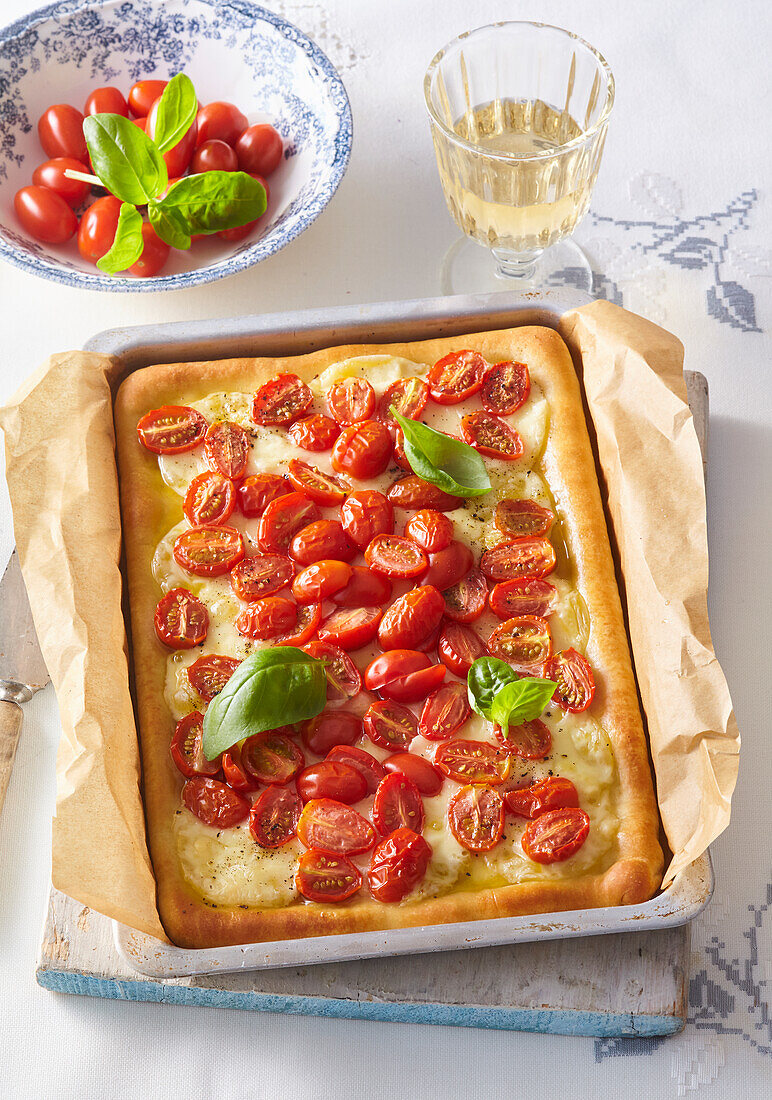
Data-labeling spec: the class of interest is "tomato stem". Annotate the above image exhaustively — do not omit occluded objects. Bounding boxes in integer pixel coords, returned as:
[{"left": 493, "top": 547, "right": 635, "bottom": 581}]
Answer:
[{"left": 63, "top": 168, "right": 103, "bottom": 187}]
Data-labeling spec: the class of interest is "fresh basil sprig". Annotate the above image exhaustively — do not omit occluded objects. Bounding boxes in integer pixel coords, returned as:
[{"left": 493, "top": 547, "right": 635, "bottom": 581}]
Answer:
[
  {"left": 148, "top": 171, "right": 267, "bottom": 246},
  {"left": 96, "top": 202, "right": 144, "bottom": 273},
  {"left": 83, "top": 113, "right": 168, "bottom": 204},
  {"left": 202, "top": 647, "right": 326, "bottom": 760},
  {"left": 467, "top": 656, "right": 556, "bottom": 732},
  {"left": 149, "top": 73, "right": 198, "bottom": 155},
  {"left": 391, "top": 408, "right": 492, "bottom": 498}
]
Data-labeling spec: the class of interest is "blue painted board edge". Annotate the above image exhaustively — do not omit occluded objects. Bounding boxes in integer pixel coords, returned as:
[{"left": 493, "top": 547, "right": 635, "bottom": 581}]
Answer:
[{"left": 36, "top": 968, "right": 685, "bottom": 1038}]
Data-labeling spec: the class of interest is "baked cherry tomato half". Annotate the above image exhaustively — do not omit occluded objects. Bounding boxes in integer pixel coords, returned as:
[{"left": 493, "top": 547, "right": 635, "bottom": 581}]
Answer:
[
  {"left": 489, "top": 578, "right": 558, "bottom": 620},
  {"left": 317, "top": 605, "right": 383, "bottom": 650},
  {"left": 438, "top": 622, "right": 487, "bottom": 677},
  {"left": 296, "top": 849, "right": 362, "bottom": 903},
  {"left": 236, "top": 596, "right": 296, "bottom": 640},
  {"left": 138, "top": 404, "right": 208, "bottom": 455},
  {"left": 297, "top": 798, "right": 376, "bottom": 855},
  {"left": 494, "top": 718, "right": 552, "bottom": 760},
  {"left": 31, "top": 158, "right": 91, "bottom": 206},
  {"left": 364, "top": 699, "right": 418, "bottom": 751},
  {"left": 290, "top": 519, "right": 356, "bottom": 565},
  {"left": 544, "top": 648, "right": 596, "bottom": 713},
  {"left": 488, "top": 615, "right": 552, "bottom": 670},
  {"left": 377, "top": 585, "right": 445, "bottom": 651},
  {"left": 204, "top": 420, "right": 249, "bottom": 480},
  {"left": 191, "top": 137, "right": 239, "bottom": 173},
  {"left": 129, "top": 223, "right": 170, "bottom": 278},
  {"left": 364, "top": 650, "right": 428, "bottom": 694},
  {"left": 128, "top": 79, "right": 167, "bottom": 117},
  {"left": 286, "top": 459, "right": 350, "bottom": 506},
  {"left": 238, "top": 473, "right": 291, "bottom": 517},
  {"left": 372, "top": 772, "right": 424, "bottom": 836},
  {"left": 494, "top": 498, "right": 554, "bottom": 539},
  {"left": 435, "top": 740, "right": 511, "bottom": 785},
  {"left": 414, "top": 620, "right": 441, "bottom": 654},
  {"left": 258, "top": 491, "right": 320, "bottom": 554},
  {"left": 14, "top": 185, "right": 78, "bottom": 245},
  {"left": 340, "top": 490, "right": 393, "bottom": 550},
  {"left": 521, "top": 806, "right": 590, "bottom": 863},
  {"left": 154, "top": 588, "right": 208, "bottom": 648},
  {"left": 481, "top": 360, "right": 531, "bottom": 415},
  {"left": 288, "top": 414, "right": 340, "bottom": 452},
  {"left": 241, "top": 729, "right": 304, "bottom": 785},
  {"left": 505, "top": 776, "right": 579, "bottom": 819},
  {"left": 331, "top": 420, "right": 393, "bottom": 479},
  {"left": 448, "top": 785, "right": 504, "bottom": 852},
  {"left": 327, "top": 377, "right": 376, "bottom": 425},
  {"left": 480, "top": 538, "right": 557, "bottom": 582},
  {"left": 170, "top": 711, "right": 220, "bottom": 778},
  {"left": 404, "top": 510, "right": 453, "bottom": 554},
  {"left": 301, "top": 710, "right": 362, "bottom": 755},
  {"left": 78, "top": 195, "right": 123, "bottom": 262},
  {"left": 230, "top": 553, "right": 295, "bottom": 601},
  {"left": 365, "top": 534, "right": 427, "bottom": 579},
  {"left": 174, "top": 524, "right": 244, "bottom": 577},
  {"left": 293, "top": 560, "right": 352, "bottom": 604},
  {"left": 375, "top": 662, "right": 447, "bottom": 704},
  {"left": 387, "top": 475, "right": 462, "bottom": 512},
  {"left": 442, "top": 567, "right": 488, "bottom": 623},
  {"left": 427, "top": 350, "right": 487, "bottom": 405},
  {"left": 235, "top": 123, "right": 283, "bottom": 176},
  {"left": 277, "top": 605, "right": 321, "bottom": 647},
  {"left": 187, "top": 654, "right": 240, "bottom": 702},
  {"left": 326, "top": 745, "right": 386, "bottom": 793},
  {"left": 383, "top": 752, "right": 443, "bottom": 796},
  {"left": 332, "top": 565, "right": 393, "bottom": 608},
  {"left": 419, "top": 681, "right": 471, "bottom": 741},
  {"left": 303, "top": 640, "right": 362, "bottom": 701},
  {"left": 252, "top": 373, "right": 312, "bottom": 426},
  {"left": 38, "top": 104, "right": 88, "bottom": 161},
  {"left": 422, "top": 540, "right": 474, "bottom": 591},
  {"left": 391, "top": 428, "right": 411, "bottom": 472},
  {"left": 196, "top": 101, "right": 248, "bottom": 147},
  {"left": 84, "top": 86, "right": 128, "bottom": 117},
  {"left": 461, "top": 411, "right": 524, "bottom": 461},
  {"left": 297, "top": 761, "right": 367, "bottom": 805},
  {"left": 221, "top": 744, "right": 258, "bottom": 792},
  {"left": 368, "top": 827, "right": 432, "bottom": 902},
  {"left": 377, "top": 377, "right": 429, "bottom": 429},
  {"left": 146, "top": 95, "right": 197, "bottom": 176},
  {"left": 183, "top": 776, "right": 249, "bottom": 829},
  {"left": 249, "top": 786, "right": 302, "bottom": 848}
]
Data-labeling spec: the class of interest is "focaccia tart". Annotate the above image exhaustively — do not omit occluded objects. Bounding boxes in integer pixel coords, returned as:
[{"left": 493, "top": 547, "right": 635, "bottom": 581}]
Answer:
[{"left": 115, "top": 326, "right": 663, "bottom": 949}]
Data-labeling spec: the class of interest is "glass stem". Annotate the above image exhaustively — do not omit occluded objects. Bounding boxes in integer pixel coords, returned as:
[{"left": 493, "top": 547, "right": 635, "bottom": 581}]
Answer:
[{"left": 492, "top": 247, "right": 543, "bottom": 281}]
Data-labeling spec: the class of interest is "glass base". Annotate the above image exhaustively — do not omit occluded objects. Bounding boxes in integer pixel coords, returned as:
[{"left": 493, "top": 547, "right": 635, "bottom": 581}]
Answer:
[{"left": 440, "top": 237, "right": 594, "bottom": 296}]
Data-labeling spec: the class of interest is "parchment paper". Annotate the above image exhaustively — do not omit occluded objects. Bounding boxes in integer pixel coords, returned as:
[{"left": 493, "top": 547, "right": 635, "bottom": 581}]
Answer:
[{"left": 0, "top": 303, "right": 739, "bottom": 934}]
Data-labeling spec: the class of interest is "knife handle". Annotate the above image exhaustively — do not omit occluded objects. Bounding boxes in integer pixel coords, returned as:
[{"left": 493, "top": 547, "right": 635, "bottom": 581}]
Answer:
[{"left": 0, "top": 695, "right": 24, "bottom": 819}]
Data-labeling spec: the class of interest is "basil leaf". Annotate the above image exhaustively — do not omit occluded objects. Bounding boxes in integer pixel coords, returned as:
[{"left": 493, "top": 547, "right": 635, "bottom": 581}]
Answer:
[
  {"left": 467, "top": 657, "right": 519, "bottom": 717},
  {"left": 391, "top": 409, "right": 492, "bottom": 498},
  {"left": 202, "top": 647, "right": 326, "bottom": 760},
  {"left": 96, "top": 203, "right": 144, "bottom": 274},
  {"left": 149, "top": 72, "right": 198, "bottom": 155},
  {"left": 147, "top": 201, "right": 191, "bottom": 250},
  {"left": 84, "top": 113, "right": 168, "bottom": 204},
  {"left": 153, "top": 171, "right": 267, "bottom": 234},
  {"left": 489, "top": 677, "right": 557, "bottom": 731}
]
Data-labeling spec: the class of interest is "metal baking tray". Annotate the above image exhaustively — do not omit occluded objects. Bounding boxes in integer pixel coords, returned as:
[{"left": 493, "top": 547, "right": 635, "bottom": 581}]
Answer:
[{"left": 84, "top": 287, "right": 714, "bottom": 978}]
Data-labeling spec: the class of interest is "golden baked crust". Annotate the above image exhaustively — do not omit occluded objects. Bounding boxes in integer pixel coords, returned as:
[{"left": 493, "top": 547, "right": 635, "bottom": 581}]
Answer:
[{"left": 114, "top": 326, "right": 663, "bottom": 949}]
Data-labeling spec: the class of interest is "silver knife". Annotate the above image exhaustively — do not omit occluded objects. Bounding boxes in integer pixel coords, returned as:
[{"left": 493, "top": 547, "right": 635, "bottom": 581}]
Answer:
[{"left": 0, "top": 550, "right": 50, "bottom": 818}]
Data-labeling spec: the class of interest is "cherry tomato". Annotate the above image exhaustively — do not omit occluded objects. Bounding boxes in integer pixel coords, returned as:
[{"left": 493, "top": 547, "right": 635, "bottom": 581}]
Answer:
[
  {"left": 368, "top": 827, "right": 431, "bottom": 902},
  {"left": 328, "top": 377, "right": 376, "bottom": 425},
  {"left": 293, "top": 560, "right": 352, "bottom": 604},
  {"left": 133, "top": 117, "right": 148, "bottom": 133},
  {"left": 249, "top": 786, "right": 302, "bottom": 848},
  {"left": 414, "top": 620, "right": 441, "bottom": 653},
  {"left": 438, "top": 622, "right": 487, "bottom": 677},
  {"left": 252, "top": 373, "right": 312, "bottom": 426},
  {"left": 481, "top": 360, "right": 531, "bottom": 415},
  {"left": 297, "top": 761, "right": 366, "bottom": 805},
  {"left": 494, "top": 498, "right": 554, "bottom": 538},
  {"left": 387, "top": 475, "right": 462, "bottom": 512},
  {"left": 332, "top": 420, "right": 393, "bottom": 479},
  {"left": 191, "top": 138, "right": 238, "bottom": 173},
  {"left": 128, "top": 79, "right": 168, "bottom": 118},
  {"left": 544, "top": 649, "right": 596, "bottom": 713},
  {"left": 196, "top": 101, "right": 248, "bottom": 146},
  {"left": 378, "top": 662, "right": 446, "bottom": 704},
  {"left": 84, "top": 86, "right": 128, "bottom": 117},
  {"left": 230, "top": 554, "right": 294, "bottom": 601},
  {"left": 182, "top": 472, "right": 234, "bottom": 527},
  {"left": 303, "top": 640, "right": 362, "bottom": 701},
  {"left": 258, "top": 491, "right": 320, "bottom": 554},
  {"left": 235, "top": 123, "right": 283, "bottom": 175},
  {"left": 365, "top": 650, "right": 429, "bottom": 693},
  {"left": 31, "top": 158, "right": 91, "bottom": 206},
  {"left": 204, "top": 421, "right": 249, "bottom": 480},
  {"left": 38, "top": 104, "right": 87, "bottom": 161},
  {"left": 317, "top": 605, "right": 383, "bottom": 650},
  {"left": 297, "top": 798, "right": 376, "bottom": 855},
  {"left": 286, "top": 459, "right": 350, "bottom": 506},
  {"left": 271, "top": 602, "right": 322, "bottom": 647},
  {"left": 377, "top": 585, "right": 445, "bottom": 650},
  {"left": 419, "top": 681, "right": 471, "bottom": 741},
  {"left": 461, "top": 412, "right": 524, "bottom": 460},
  {"left": 448, "top": 785, "right": 504, "bottom": 852},
  {"left": 403, "top": 510, "right": 452, "bottom": 554},
  {"left": 128, "top": 222, "right": 170, "bottom": 278},
  {"left": 364, "top": 699, "right": 418, "bottom": 750},
  {"left": 14, "top": 185, "right": 77, "bottom": 245},
  {"left": 332, "top": 565, "right": 392, "bottom": 608},
  {"left": 236, "top": 596, "right": 298, "bottom": 640},
  {"left": 326, "top": 745, "right": 385, "bottom": 793},
  {"left": 170, "top": 711, "right": 220, "bottom": 778},
  {"left": 296, "top": 849, "right": 362, "bottom": 902},
  {"left": 147, "top": 95, "right": 197, "bottom": 176},
  {"left": 442, "top": 568, "right": 488, "bottom": 623},
  {"left": 137, "top": 403, "right": 207, "bottom": 454},
  {"left": 435, "top": 740, "right": 510, "bottom": 785},
  {"left": 173, "top": 524, "right": 244, "bottom": 577},
  {"left": 377, "top": 377, "right": 429, "bottom": 429},
  {"left": 390, "top": 429, "right": 412, "bottom": 472},
  {"left": 290, "top": 519, "right": 356, "bottom": 565},
  {"left": 488, "top": 615, "right": 552, "bottom": 670},
  {"left": 505, "top": 776, "right": 579, "bottom": 819},
  {"left": 183, "top": 776, "right": 249, "bottom": 828},
  {"left": 154, "top": 588, "right": 208, "bottom": 648},
  {"left": 372, "top": 773, "right": 424, "bottom": 836},
  {"left": 301, "top": 710, "right": 362, "bottom": 755},
  {"left": 422, "top": 539, "right": 473, "bottom": 592},
  {"left": 383, "top": 753, "right": 443, "bottom": 796},
  {"left": 365, "top": 534, "right": 427, "bottom": 579},
  {"left": 427, "top": 350, "right": 487, "bottom": 404},
  {"left": 78, "top": 195, "right": 122, "bottom": 262},
  {"left": 340, "top": 490, "right": 393, "bottom": 550},
  {"left": 521, "top": 807, "right": 590, "bottom": 863},
  {"left": 489, "top": 578, "right": 558, "bottom": 620},
  {"left": 221, "top": 744, "right": 258, "bottom": 792},
  {"left": 480, "top": 538, "right": 557, "bottom": 582},
  {"left": 242, "top": 728, "right": 303, "bottom": 784},
  {"left": 187, "top": 654, "right": 240, "bottom": 702},
  {"left": 288, "top": 414, "right": 340, "bottom": 451},
  {"left": 494, "top": 718, "right": 552, "bottom": 760},
  {"left": 238, "top": 473, "right": 290, "bottom": 517}
]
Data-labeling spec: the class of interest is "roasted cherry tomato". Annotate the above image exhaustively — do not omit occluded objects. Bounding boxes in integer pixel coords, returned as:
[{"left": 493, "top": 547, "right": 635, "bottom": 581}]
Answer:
[
  {"left": 435, "top": 740, "right": 510, "bottom": 785},
  {"left": 147, "top": 95, "right": 197, "bottom": 176},
  {"left": 328, "top": 377, "right": 376, "bottom": 425},
  {"left": 290, "top": 519, "right": 356, "bottom": 565},
  {"left": 391, "top": 428, "right": 411, "bottom": 472},
  {"left": 128, "top": 79, "right": 168, "bottom": 117},
  {"left": 427, "top": 350, "right": 487, "bottom": 404},
  {"left": 383, "top": 752, "right": 443, "bottom": 796},
  {"left": 183, "top": 776, "right": 249, "bottom": 829},
  {"left": 488, "top": 615, "right": 552, "bottom": 670},
  {"left": 364, "top": 699, "right": 418, "bottom": 751},
  {"left": 419, "top": 681, "right": 471, "bottom": 741},
  {"left": 340, "top": 490, "right": 393, "bottom": 550},
  {"left": 317, "top": 605, "right": 383, "bottom": 650},
  {"left": 221, "top": 744, "right": 258, "bottom": 792},
  {"left": 230, "top": 554, "right": 294, "bottom": 601},
  {"left": 544, "top": 649, "right": 595, "bottom": 713},
  {"left": 422, "top": 540, "right": 474, "bottom": 591},
  {"left": 414, "top": 620, "right": 441, "bottom": 654},
  {"left": 275, "top": 604, "right": 321, "bottom": 647},
  {"left": 448, "top": 785, "right": 504, "bottom": 852},
  {"left": 297, "top": 798, "right": 376, "bottom": 855},
  {"left": 187, "top": 654, "right": 240, "bottom": 702},
  {"left": 31, "top": 158, "right": 91, "bottom": 206},
  {"left": 196, "top": 101, "right": 248, "bottom": 146},
  {"left": 494, "top": 718, "right": 552, "bottom": 760},
  {"left": 288, "top": 414, "right": 340, "bottom": 451},
  {"left": 326, "top": 745, "right": 385, "bottom": 793},
  {"left": 170, "top": 711, "right": 220, "bottom": 778},
  {"left": 14, "top": 185, "right": 78, "bottom": 244},
  {"left": 365, "top": 534, "right": 427, "bottom": 579},
  {"left": 204, "top": 420, "right": 249, "bottom": 480},
  {"left": 404, "top": 510, "right": 453, "bottom": 553},
  {"left": 129, "top": 223, "right": 170, "bottom": 278},
  {"left": 236, "top": 596, "right": 299, "bottom": 640},
  {"left": 258, "top": 492, "right": 320, "bottom": 554},
  {"left": 521, "top": 807, "right": 590, "bottom": 863},
  {"left": 238, "top": 473, "right": 290, "bottom": 517},
  {"left": 249, "top": 786, "right": 302, "bottom": 848},
  {"left": 138, "top": 404, "right": 207, "bottom": 455},
  {"left": 377, "top": 585, "right": 445, "bottom": 651},
  {"left": 301, "top": 710, "right": 362, "bottom": 755},
  {"left": 387, "top": 475, "right": 462, "bottom": 512},
  {"left": 489, "top": 578, "right": 558, "bottom": 620},
  {"left": 286, "top": 459, "right": 350, "bottom": 506},
  {"left": 376, "top": 662, "right": 447, "bottom": 704},
  {"left": 438, "top": 622, "right": 487, "bottom": 677},
  {"left": 235, "top": 123, "right": 283, "bottom": 176},
  {"left": 368, "top": 827, "right": 432, "bottom": 902},
  {"left": 442, "top": 568, "right": 488, "bottom": 623},
  {"left": 191, "top": 137, "right": 238, "bottom": 173},
  {"left": 252, "top": 373, "right": 312, "bottom": 426},
  {"left": 480, "top": 538, "right": 557, "bottom": 582},
  {"left": 38, "top": 104, "right": 87, "bottom": 161},
  {"left": 505, "top": 776, "right": 579, "bottom": 819},
  {"left": 377, "top": 377, "right": 429, "bottom": 429},
  {"left": 331, "top": 420, "right": 393, "bottom": 479},
  {"left": 78, "top": 195, "right": 123, "bottom": 262},
  {"left": 365, "top": 650, "right": 429, "bottom": 694},
  {"left": 154, "top": 588, "right": 208, "bottom": 648},
  {"left": 332, "top": 565, "right": 392, "bottom": 607},
  {"left": 481, "top": 360, "right": 531, "bottom": 415},
  {"left": 293, "top": 560, "right": 352, "bottom": 604},
  {"left": 461, "top": 411, "right": 524, "bottom": 460},
  {"left": 303, "top": 640, "right": 362, "bottom": 701},
  {"left": 174, "top": 524, "right": 244, "bottom": 577},
  {"left": 296, "top": 849, "right": 362, "bottom": 903},
  {"left": 494, "top": 498, "right": 554, "bottom": 538},
  {"left": 241, "top": 729, "right": 304, "bottom": 785},
  {"left": 297, "top": 761, "right": 367, "bottom": 805},
  {"left": 372, "top": 773, "right": 424, "bottom": 836},
  {"left": 84, "top": 86, "right": 128, "bottom": 117}
]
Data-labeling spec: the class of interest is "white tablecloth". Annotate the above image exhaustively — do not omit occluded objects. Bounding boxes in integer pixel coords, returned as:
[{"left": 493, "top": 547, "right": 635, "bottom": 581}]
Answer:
[{"left": 0, "top": 1, "right": 769, "bottom": 1096}]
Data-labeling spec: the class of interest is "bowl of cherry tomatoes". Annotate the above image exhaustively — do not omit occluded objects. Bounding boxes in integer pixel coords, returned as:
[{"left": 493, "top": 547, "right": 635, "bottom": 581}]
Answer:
[{"left": 0, "top": 0, "right": 352, "bottom": 291}]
